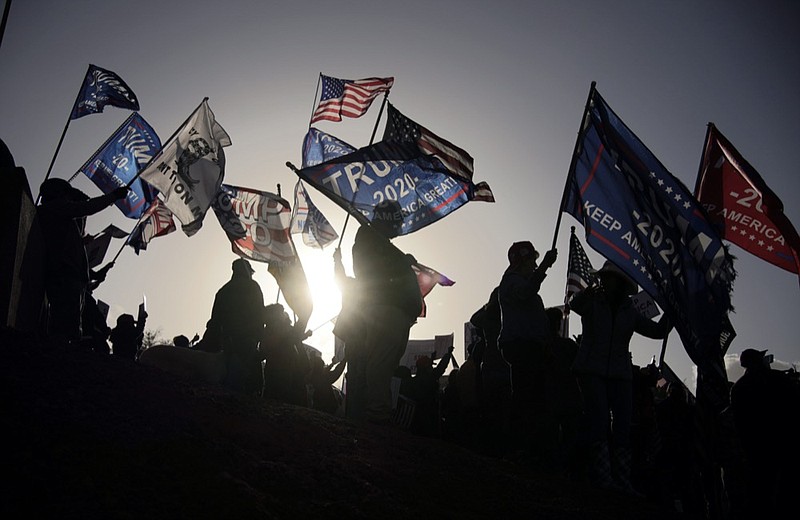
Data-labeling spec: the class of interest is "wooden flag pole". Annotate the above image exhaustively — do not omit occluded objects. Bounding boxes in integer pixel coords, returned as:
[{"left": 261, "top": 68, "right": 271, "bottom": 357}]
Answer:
[
  {"left": 551, "top": 81, "right": 596, "bottom": 250},
  {"left": 36, "top": 64, "right": 93, "bottom": 204}
]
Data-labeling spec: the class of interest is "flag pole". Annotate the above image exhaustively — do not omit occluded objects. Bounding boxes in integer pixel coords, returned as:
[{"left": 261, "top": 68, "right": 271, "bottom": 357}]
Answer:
[
  {"left": 68, "top": 112, "right": 137, "bottom": 183},
  {"left": 658, "top": 332, "right": 669, "bottom": 367},
  {"left": 125, "top": 97, "right": 209, "bottom": 188},
  {"left": 336, "top": 91, "right": 390, "bottom": 247},
  {"left": 308, "top": 73, "right": 322, "bottom": 128},
  {"left": 692, "top": 122, "right": 714, "bottom": 196},
  {"left": 108, "top": 209, "right": 150, "bottom": 265},
  {"left": 551, "top": 81, "right": 596, "bottom": 250},
  {"left": 36, "top": 64, "right": 93, "bottom": 204},
  {"left": 0, "top": 0, "right": 13, "bottom": 51}
]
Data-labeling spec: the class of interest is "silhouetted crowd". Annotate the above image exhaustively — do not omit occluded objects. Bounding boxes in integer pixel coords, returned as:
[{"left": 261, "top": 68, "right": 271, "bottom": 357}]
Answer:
[{"left": 5, "top": 138, "right": 799, "bottom": 520}]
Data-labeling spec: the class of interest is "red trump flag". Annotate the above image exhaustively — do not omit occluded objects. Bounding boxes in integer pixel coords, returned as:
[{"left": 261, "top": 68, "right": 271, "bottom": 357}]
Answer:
[{"left": 695, "top": 123, "right": 800, "bottom": 277}]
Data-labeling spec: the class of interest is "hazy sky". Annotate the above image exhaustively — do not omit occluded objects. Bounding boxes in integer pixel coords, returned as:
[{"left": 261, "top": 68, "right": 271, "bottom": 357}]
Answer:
[{"left": 2, "top": 0, "right": 798, "bottom": 388}]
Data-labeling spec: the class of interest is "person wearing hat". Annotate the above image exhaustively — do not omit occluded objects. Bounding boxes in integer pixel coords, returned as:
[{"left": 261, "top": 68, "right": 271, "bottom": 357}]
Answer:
[
  {"left": 199, "top": 258, "right": 265, "bottom": 393},
  {"left": 333, "top": 199, "right": 423, "bottom": 424},
  {"left": 569, "top": 260, "right": 671, "bottom": 494},
  {"left": 496, "top": 240, "right": 557, "bottom": 463},
  {"left": 37, "top": 177, "right": 129, "bottom": 345},
  {"left": 730, "top": 348, "right": 799, "bottom": 516}
]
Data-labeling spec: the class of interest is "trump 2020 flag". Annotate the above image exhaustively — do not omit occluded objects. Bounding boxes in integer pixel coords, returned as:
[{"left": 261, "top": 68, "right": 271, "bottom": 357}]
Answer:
[
  {"left": 291, "top": 180, "right": 339, "bottom": 249},
  {"left": 212, "top": 184, "right": 313, "bottom": 330},
  {"left": 296, "top": 118, "right": 493, "bottom": 235},
  {"left": 310, "top": 74, "right": 394, "bottom": 124},
  {"left": 695, "top": 123, "right": 800, "bottom": 278},
  {"left": 128, "top": 198, "right": 176, "bottom": 254},
  {"left": 139, "top": 100, "right": 231, "bottom": 236},
  {"left": 70, "top": 64, "right": 140, "bottom": 120},
  {"left": 78, "top": 113, "right": 161, "bottom": 219},
  {"left": 385, "top": 104, "right": 494, "bottom": 202},
  {"left": 302, "top": 127, "right": 357, "bottom": 168},
  {"left": 562, "top": 86, "right": 736, "bottom": 384}
]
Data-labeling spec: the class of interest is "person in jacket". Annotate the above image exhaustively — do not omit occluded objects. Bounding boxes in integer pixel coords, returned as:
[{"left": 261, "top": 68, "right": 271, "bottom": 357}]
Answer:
[
  {"left": 497, "top": 240, "right": 557, "bottom": 463},
  {"left": 334, "top": 200, "right": 423, "bottom": 424},
  {"left": 570, "top": 260, "right": 670, "bottom": 494},
  {"left": 37, "top": 178, "right": 128, "bottom": 345}
]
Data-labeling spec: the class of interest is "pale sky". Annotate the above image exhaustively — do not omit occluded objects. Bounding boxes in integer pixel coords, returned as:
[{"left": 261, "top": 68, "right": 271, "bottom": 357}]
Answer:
[{"left": 2, "top": 0, "right": 798, "bottom": 389}]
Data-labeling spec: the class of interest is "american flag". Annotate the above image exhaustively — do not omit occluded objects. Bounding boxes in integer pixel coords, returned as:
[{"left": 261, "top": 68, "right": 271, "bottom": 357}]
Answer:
[
  {"left": 384, "top": 103, "right": 475, "bottom": 183},
  {"left": 310, "top": 74, "right": 394, "bottom": 124},
  {"left": 128, "top": 199, "right": 176, "bottom": 254},
  {"left": 565, "top": 228, "right": 598, "bottom": 308}
]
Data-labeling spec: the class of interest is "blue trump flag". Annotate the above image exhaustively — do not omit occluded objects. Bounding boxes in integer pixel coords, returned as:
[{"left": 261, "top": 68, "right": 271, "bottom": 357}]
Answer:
[
  {"left": 562, "top": 86, "right": 736, "bottom": 385},
  {"left": 70, "top": 64, "right": 140, "bottom": 120},
  {"left": 302, "top": 127, "right": 357, "bottom": 167},
  {"left": 296, "top": 123, "right": 492, "bottom": 235},
  {"left": 78, "top": 113, "right": 161, "bottom": 219}
]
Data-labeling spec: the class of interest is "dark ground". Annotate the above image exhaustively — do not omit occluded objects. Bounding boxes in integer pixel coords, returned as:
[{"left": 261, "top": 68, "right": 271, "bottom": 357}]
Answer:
[{"left": 1, "top": 329, "right": 682, "bottom": 519}]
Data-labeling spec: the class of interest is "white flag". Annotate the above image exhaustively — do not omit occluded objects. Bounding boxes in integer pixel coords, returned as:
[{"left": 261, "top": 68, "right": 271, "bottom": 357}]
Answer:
[
  {"left": 139, "top": 100, "right": 231, "bottom": 236},
  {"left": 290, "top": 180, "right": 338, "bottom": 249}
]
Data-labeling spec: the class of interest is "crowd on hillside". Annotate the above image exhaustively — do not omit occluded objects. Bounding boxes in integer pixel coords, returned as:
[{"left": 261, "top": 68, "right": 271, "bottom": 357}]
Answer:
[{"left": 4, "top": 135, "right": 799, "bottom": 520}]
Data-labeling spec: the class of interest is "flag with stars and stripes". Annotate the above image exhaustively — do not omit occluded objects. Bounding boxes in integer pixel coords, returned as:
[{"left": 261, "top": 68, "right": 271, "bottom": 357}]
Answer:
[
  {"left": 384, "top": 103, "right": 494, "bottom": 202},
  {"left": 695, "top": 123, "right": 800, "bottom": 278},
  {"left": 564, "top": 227, "right": 598, "bottom": 309},
  {"left": 562, "top": 85, "right": 736, "bottom": 394},
  {"left": 310, "top": 74, "right": 394, "bottom": 124},
  {"left": 295, "top": 126, "right": 494, "bottom": 235}
]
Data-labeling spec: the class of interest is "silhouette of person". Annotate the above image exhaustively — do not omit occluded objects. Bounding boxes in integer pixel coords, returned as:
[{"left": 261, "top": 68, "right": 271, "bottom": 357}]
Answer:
[
  {"left": 656, "top": 381, "right": 702, "bottom": 515},
  {"left": 261, "top": 303, "right": 308, "bottom": 405},
  {"left": 407, "top": 347, "right": 454, "bottom": 437},
  {"left": 543, "top": 307, "right": 582, "bottom": 476},
  {"left": 570, "top": 260, "right": 671, "bottom": 494},
  {"left": 201, "top": 258, "right": 264, "bottom": 393},
  {"left": 334, "top": 200, "right": 422, "bottom": 424},
  {"left": 110, "top": 312, "right": 147, "bottom": 360},
  {"left": 37, "top": 178, "right": 128, "bottom": 345},
  {"left": 470, "top": 287, "right": 513, "bottom": 457},
  {"left": 308, "top": 356, "right": 346, "bottom": 414},
  {"left": 173, "top": 335, "right": 191, "bottom": 348},
  {"left": 730, "top": 348, "right": 800, "bottom": 517},
  {"left": 497, "top": 240, "right": 557, "bottom": 463}
]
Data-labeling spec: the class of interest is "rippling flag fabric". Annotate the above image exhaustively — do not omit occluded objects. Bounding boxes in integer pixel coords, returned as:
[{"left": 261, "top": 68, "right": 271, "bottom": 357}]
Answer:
[
  {"left": 310, "top": 75, "right": 394, "bottom": 124},
  {"left": 78, "top": 113, "right": 161, "bottom": 219},
  {"left": 212, "top": 184, "right": 312, "bottom": 330},
  {"left": 562, "top": 86, "right": 736, "bottom": 387},
  {"left": 70, "top": 64, "right": 140, "bottom": 120},
  {"left": 290, "top": 180, "right": 339, "bottom": 249},
  {"left": 695, "top": 123, "right": 800, "bottom": 278},
  {"left": 139, "top": 100, "right": 231, "bottom": 236}
]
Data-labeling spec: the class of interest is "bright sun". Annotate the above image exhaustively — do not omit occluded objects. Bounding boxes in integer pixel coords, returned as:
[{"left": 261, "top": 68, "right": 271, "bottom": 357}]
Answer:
[{"left": 252, "top": 247, "right": 343, "bottom": 330}]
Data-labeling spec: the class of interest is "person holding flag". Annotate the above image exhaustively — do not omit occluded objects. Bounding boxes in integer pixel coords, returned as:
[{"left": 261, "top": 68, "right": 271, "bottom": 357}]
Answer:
[
  {"left": 496, "top": 240, "right": 557, "bottom": 465},
  {"left": 569, "top": 260, "right": 671, "bottom": 494},
  {"left": 333, "top": 199, "right": 423, "bottom": 425},
  {"left": 37, "top": 178, "right": 128, "bottom": 345}
]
